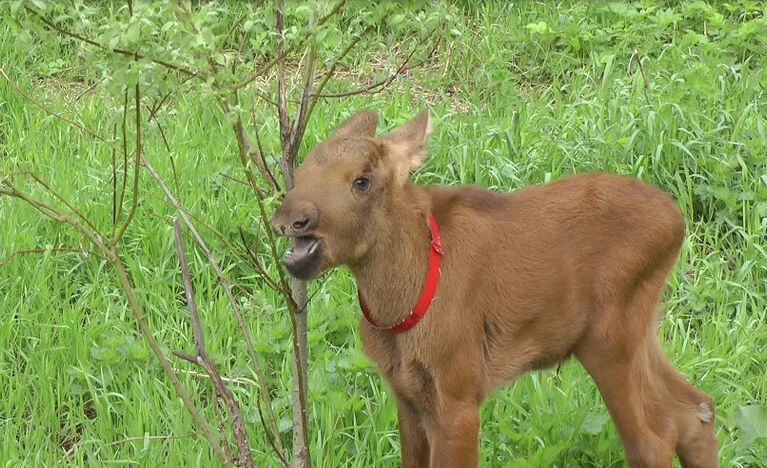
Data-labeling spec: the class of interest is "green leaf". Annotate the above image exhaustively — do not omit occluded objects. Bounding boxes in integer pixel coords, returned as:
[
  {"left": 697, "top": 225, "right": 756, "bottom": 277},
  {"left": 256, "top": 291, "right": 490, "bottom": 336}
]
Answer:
[
  {"left": 733, "top": 405, "right": 767, "bottom": 446},
  {"left": 30, "top": 0, "right": 47, "bottom": 11},
  {"left": 582, "top": 413, "right": 609, "bottom": 435},
  {"left": 525, "top": 21, "right": 549, "bottom": 35},
  {"left": 126, "top": 22, "right": 141, "bottom": 44},
  {"left": 389, "top": 14, "right": 405, "bottom": 26}
]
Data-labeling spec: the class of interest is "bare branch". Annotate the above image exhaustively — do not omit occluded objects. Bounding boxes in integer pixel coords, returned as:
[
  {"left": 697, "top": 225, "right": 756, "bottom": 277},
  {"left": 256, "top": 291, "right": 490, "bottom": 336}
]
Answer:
[
  {"left": 0, "top": 67, "right": 106, "bottom": 142},
  {"left": 172, "top": 350, "right": 199, "bottom": 365},
  {"left": 173, "top": 368, "right": 257, "bottom": 387},
  {"left": 0, "top": 183, "right": 228, "bottom": 465},
  {"left": 173, "top": 218, "right": 255, "bottom": 468},
  {"left": 218, "top": 171, "right": 249, "bottom": 187},
  {"left": 102, "top": 432, "right": 197, "bottom": 449},
  {"left": 238, "top": 227, "right": 285, "bottom": 294},
  {"left": 65, "top": 79, "right": 100, "bottom": 106},
  {"left": 288, "top": 12, "right": 318, "bottom": 166},
  {"left": 232, "top": 111, "right": 278, "bottom": 193},
  {"left": 143, "top": 156, "right": 286, "bottom": 463},
  {"left": 315, "top": 45, "right": 418, "bottom": 98},
  {"left": 275, "top": 2, "right": 291, "bottom": 153},
  {"left": 112, "top": 83, "right": 143, "bottom": 245},
  {"left": 27, "top": 173, "right": 106, "bottom": 239},
  {"left": 111, "top": 123, "right": 118, "bottom": 228},
  {"left": 314, "top": 29, "right": 441, "bottom": 100},
  {"left": 116, "top": 88, "right": 130, "bottom": 232},
  {"left": 0, "top": 247, "right": 93, "bottom": 269},
  {"left": 1, "top": 184, "right": 115, "bottom": 262},
  {"left": 305, "top": 21, "right": 377, "bottom": 121}
]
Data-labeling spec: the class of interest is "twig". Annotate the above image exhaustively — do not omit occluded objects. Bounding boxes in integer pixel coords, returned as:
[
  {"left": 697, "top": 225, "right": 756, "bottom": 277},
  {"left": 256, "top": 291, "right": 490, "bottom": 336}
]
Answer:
[
  {"left": 315, "top": 43, "right": 419, "bottom": 98},
  {"left": 288, "top": 11, "right": 318, "bottom": 170},
  {"left": 0, "top": 182, "right": 228, "bottom": 464},
  {"left": 0, "top": 67, "right": 105, "bottom": 142},
  {"left": 0, "top": 247, "right": 91, "bottom": 268},
  {"left": 315, "top": 28, "right": 440, "bottom": 100},
  {"left": 28, "top": 173, "right": 106, "bottom": 239},
  {"left": 275, "top": 3, "right": 291, "bottom": 154},
  {"left": 232, "top": 109, "right": 277, "bottom": 193},
  {"left": 25, "top": 6, "right": 201, "bottom": 80},
  {"left": 173, "top": 368, "right": 257, "bottom": 387},
  {"left": 172, "top": 218, "right": 255, "bottom": 468},
  {"left": 218, "top": 171, "right": 249, "bottom": 187},
  {"left": 304, "top": 20, "right": 378, "bottom": 121},
  {"left": 143, "top": 156, "right": 286, "bottom": 463},
  {"left": 102, "top": 432, "right": 197, "bottom": 448},
  {"left": 112, "top": 82, "right": 142, "bottom": 245},
  {"left": 233, "top": 0, "right": 347, "bottom": 90},
  {"left": 271, "top": 5, "right": 312, "bottom": 465},
  {"left": 238, "top": 227, "right": 284, "bottom": 294},
  {"left": 116, "top": 88, "right": 130, "bottom": 231},
  {"left": 628, "top": 48, "right": 652, "bottom": 106},
  {"left": 111, "top": 123, "right": 118, "bottom": 228},
  {"left": 65, "top": 80, "right": 100, "bottom": 105}
]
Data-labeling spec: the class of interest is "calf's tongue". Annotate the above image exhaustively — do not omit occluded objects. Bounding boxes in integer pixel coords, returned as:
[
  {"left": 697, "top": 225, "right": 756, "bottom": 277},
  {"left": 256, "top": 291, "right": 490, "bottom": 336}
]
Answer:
[{"left": 284, "top": 237, "right": 319, "bottom": 265}]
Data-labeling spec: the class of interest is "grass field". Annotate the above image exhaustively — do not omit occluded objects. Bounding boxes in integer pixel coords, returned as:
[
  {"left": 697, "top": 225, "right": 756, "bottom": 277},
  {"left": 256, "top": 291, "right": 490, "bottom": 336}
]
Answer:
[{"left": 1, "top": 1, "right": 766, "bottom": 466}]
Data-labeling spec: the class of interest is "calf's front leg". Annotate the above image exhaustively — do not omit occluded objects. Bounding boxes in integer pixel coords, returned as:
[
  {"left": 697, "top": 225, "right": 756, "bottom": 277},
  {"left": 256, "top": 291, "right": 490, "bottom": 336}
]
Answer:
[
  {"left": 397, "top": 399, "right": 430, "bottom": 468},
  {"left": 427, "top": 399, "right": 480, "bottom": 468}
]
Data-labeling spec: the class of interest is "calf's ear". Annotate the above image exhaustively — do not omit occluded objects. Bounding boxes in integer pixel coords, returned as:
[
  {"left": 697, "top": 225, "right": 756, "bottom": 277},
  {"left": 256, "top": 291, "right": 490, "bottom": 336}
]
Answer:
[
  {"left": 330, "top": 109, "right": 378, "bottom": 139},
  {"left": 379, "top": 110, "right": 432, "bottom": 184}
]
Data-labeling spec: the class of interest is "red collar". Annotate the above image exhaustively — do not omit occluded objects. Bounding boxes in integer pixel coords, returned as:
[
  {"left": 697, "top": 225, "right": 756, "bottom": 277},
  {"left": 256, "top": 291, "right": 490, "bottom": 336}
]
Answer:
[{"left": 357, "top": 212, "right": 444, "bottom": 333}]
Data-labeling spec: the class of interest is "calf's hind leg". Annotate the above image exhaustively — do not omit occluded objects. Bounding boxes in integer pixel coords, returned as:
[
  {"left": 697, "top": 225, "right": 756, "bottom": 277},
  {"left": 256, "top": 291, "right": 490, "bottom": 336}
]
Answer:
[{"left": 576, "top": 307, "right": 717, "bottom": 467}]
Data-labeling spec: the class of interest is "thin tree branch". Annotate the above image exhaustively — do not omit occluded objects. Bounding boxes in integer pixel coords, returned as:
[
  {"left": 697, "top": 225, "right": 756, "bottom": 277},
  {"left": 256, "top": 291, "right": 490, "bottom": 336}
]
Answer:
[
  {"left": 315, "top": 44, "right": 418, "bottom": 98},
  {"left": 288, "top": 12, "right": 318, "bottom": 164},
  {"left": 275, "top": 2, "right": 291, "bottom": 153},
  {"left": 304, "top": 21, "right": 377, "bottom": 121},
  {"left": 102, "top": 432, "right": 197, "bottom": 449},
  {"left": 0, "top": 247, "right": 93, "bottom": 268},
  {"left": 0, "top": 183, "right": 228, "bottom": 465},
  {"left": 112, "top": 82, "right": 142, "bottom": 245},
  {"left": 111, "top": 123, "right": 118, "bottom": 228},
  {"left": 237, "top": 227, "right": 285, "bottom": 294},
  {"left": 172, "top": 218, "right": 255, "bottom": 468},
  {"left": 143, "top": 155, "right": 286, "bottom": 463},
  {"left": 1, "top": 184, "right": 115, "bottom": 262},
  {"left": 0, "top": 67, "right": 106, "bottom": 142},
  {"left": 27, "top": 173, "right": 106, "bottom": 239},
  {"left": 173, "top": 368, "right": 257, "bottom": 387},
  {"left": 116, "top": 88, "right": 130, "bottom": 231}
]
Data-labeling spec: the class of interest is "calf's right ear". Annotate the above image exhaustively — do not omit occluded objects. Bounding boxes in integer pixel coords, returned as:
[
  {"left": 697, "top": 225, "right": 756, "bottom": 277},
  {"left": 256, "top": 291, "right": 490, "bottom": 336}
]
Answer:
[{"left": 379, "top": 110, "right": 432, "bottom": 184}]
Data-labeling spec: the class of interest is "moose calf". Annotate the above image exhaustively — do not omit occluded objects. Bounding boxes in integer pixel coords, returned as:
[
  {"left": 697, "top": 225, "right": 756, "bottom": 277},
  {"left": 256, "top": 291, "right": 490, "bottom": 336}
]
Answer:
[{"left": 271, "top": 110, "right": 718, "bottom": 467}]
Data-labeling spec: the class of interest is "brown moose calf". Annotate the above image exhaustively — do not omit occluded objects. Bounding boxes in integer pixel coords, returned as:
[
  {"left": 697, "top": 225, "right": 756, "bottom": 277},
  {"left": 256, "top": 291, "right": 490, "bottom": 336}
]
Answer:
[{"left": 271, "top": 110, "right": 718, "bottom": 467}]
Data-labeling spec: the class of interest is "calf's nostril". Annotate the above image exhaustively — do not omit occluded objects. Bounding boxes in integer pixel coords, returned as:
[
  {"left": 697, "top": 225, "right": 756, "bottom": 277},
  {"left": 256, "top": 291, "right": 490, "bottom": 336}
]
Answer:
[{"left": 292, "top": 217, "right": 309, "bottom": 231}]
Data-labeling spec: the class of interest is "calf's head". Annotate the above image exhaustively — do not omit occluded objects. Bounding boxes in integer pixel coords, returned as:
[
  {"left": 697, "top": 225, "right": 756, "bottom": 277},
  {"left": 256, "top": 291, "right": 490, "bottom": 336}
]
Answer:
[{"left": 271, "top": 110, "right": 431, "bottom": 279}]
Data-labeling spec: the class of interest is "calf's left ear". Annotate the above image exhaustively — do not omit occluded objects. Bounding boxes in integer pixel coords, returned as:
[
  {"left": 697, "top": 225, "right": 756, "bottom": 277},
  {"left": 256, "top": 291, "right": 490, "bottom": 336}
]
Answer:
[{"left": 379, "top": 110, "right": 432, "bottom": 184}]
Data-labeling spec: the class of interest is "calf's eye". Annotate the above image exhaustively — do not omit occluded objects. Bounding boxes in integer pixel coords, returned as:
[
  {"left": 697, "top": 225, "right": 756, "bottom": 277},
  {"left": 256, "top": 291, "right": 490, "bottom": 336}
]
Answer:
[{"left": 352, "top": 176, "right": 370, "bottom": 191}]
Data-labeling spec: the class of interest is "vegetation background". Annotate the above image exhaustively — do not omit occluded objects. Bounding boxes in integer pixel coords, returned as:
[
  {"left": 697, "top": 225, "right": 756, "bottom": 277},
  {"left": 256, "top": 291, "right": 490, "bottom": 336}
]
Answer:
[{"left": 1, "top": 0, "right": 765, "bottom": 466}]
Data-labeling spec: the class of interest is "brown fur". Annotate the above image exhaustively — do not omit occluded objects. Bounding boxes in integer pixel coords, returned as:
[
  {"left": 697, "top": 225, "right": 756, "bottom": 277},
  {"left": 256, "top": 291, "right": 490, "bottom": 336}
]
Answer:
[{"left": 271, "top": 110, "right": 718, "bottom": 467}]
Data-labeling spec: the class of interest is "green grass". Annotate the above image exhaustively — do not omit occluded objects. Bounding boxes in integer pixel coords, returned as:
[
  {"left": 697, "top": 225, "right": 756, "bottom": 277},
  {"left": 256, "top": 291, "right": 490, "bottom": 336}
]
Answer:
[{"left": 1, "top": 1, "right": 766, "bottom": 466}]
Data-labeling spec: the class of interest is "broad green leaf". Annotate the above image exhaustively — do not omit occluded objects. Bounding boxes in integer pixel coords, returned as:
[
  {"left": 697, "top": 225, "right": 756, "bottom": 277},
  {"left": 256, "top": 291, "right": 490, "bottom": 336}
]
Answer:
[
  {"left": 733, "top": 405, "right": 767, "bottom": 446},
  {"left": 525, "top": 21, "right": 548, "bottom": 35},
  {"left": 582, "top": 413, "right": 610, "bottom": 435}
]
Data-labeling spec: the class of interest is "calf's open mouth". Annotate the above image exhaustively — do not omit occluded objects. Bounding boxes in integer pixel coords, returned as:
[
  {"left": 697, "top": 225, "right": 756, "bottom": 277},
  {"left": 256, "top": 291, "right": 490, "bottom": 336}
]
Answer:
[{"left": 283, "top": 236, "right": 323, "bottom": 279}]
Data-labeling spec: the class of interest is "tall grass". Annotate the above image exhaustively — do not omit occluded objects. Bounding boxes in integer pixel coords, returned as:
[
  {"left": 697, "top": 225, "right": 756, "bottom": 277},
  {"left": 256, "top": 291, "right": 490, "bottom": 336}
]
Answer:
[{"left": 1, "top": 1, "right": 765, "bottom": 466}]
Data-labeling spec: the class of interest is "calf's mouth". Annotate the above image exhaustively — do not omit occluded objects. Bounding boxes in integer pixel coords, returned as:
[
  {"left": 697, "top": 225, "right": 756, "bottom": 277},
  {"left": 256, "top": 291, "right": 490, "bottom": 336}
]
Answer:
[{"left": 283, "top": 235, "right": 323, "bottom": 280}]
